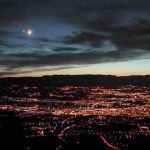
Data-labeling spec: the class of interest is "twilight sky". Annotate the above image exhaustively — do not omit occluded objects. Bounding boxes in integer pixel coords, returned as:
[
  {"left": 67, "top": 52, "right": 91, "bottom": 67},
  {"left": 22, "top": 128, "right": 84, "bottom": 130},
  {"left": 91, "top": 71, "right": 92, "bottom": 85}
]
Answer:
[{"left": 0, "top": 0, "right": 150, "bottom": 77}]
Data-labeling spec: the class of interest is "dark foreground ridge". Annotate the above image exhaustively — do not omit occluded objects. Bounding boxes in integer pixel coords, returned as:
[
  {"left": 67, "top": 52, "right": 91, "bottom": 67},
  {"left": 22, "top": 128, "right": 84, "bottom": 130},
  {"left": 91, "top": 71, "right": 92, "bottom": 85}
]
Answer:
[{"left": 0, "top": 75, "right": 150, "bottom": 87}]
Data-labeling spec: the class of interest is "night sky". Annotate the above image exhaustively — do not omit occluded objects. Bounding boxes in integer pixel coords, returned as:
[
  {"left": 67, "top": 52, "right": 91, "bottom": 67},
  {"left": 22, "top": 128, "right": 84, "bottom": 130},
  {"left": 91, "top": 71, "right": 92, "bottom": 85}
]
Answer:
[{"left": 0, "top": 0, "right": 150, "bottom": 77}]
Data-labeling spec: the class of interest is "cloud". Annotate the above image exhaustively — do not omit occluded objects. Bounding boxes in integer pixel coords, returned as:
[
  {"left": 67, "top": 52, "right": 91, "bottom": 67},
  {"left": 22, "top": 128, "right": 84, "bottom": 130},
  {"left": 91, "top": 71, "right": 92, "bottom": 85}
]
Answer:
[
  {"left": 0, "top": 0, "right": 149, "bottom": 26},
  {"left": 0, "top": 0, "right": 150, "bottom": 76},
  {"left": 0, "top": 48, "right": 147, "bottom": 73},
  {"left": 54, "top": 47, "right": 79, "bottom": 52},
  {"left": 107, "top": 19, "right": 150, "bottom": 51},
  {"left": 63, "top": 18, "right": 150, "bottom": 51},
  {"left": 64, "top": 32, "right": 106, "bottom": 47},
  {"left": 0, "top": 61, "right": 80, "bottom": 77}
]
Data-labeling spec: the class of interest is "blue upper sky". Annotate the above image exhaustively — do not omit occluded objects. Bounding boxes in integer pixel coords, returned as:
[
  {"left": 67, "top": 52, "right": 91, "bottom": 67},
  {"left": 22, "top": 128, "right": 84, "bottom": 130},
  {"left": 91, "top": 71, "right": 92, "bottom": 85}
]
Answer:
[{"left": 0, "top": 0, "right": 150, "bottom": 77}]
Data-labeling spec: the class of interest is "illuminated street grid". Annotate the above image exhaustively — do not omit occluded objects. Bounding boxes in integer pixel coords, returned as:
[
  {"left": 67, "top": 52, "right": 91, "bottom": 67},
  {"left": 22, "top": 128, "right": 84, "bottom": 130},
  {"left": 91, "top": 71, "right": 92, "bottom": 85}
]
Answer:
[{"left": 0, "top": 85, "right": 150, "bottom": 149}]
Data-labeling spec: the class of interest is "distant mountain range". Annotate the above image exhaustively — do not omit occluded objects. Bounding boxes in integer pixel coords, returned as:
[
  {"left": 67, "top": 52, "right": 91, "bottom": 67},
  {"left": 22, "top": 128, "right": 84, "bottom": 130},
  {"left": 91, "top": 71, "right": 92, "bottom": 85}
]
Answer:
[{"left": 0, "top": 75, "right": 150, "bottom": 87}]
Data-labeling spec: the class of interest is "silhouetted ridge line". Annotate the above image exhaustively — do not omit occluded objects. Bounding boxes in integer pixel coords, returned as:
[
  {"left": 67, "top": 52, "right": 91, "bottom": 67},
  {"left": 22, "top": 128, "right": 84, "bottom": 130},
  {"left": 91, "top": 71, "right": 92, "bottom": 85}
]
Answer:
[{"left": 0, "top": 75, "right": 150, "bottom": 87}]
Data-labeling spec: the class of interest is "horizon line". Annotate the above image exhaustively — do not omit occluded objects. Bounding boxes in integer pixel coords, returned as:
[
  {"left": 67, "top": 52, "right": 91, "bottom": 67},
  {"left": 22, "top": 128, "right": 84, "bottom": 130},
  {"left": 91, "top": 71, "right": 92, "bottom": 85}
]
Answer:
[{"left": 1, "top": 74, "right": 150, "bottom": 79}]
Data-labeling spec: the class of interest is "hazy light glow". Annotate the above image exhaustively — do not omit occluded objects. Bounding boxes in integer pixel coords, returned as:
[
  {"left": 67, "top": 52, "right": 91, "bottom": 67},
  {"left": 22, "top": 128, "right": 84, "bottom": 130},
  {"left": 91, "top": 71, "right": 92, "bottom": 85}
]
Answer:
[
  {"left": 27, "top": 29, "right": 33, "bottom": 36},
  {"left": 22, "top": 29, "right": 33, "bottom": 36}
]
